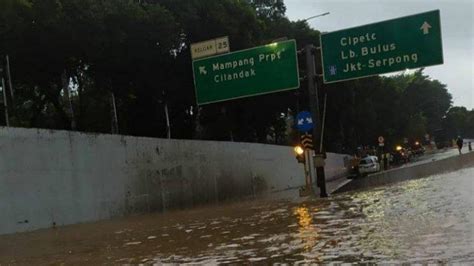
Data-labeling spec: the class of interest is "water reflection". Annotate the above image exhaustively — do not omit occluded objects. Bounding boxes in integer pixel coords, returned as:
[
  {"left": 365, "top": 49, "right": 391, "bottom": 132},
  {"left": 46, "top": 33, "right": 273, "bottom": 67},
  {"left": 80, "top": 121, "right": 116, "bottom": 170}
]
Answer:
[
  {"left": 146, "top": 169, "right": 474, "bottom": 264},
  {"left": 294, "top": 206, "right": 312, "bottom": 228},
  {"left": 293, "top": 206, "right": 320, "bottom": 253},
  {"left": 2, "top": 168, "right": 473, "bottom": 264}
]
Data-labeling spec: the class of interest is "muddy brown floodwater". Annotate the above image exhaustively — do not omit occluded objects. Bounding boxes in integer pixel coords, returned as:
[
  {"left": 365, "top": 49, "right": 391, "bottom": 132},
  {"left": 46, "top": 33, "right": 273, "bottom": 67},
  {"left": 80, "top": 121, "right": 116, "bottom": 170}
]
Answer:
[{"left": 1, "top": 167, "right": 474, "bottom": 264}]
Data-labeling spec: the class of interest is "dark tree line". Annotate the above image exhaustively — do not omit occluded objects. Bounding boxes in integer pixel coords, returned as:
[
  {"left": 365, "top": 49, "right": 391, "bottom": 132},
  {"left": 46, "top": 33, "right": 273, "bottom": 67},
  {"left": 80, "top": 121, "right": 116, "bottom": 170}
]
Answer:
[{"left": 0, "top": 0, "right": 467, "bottom": 153}]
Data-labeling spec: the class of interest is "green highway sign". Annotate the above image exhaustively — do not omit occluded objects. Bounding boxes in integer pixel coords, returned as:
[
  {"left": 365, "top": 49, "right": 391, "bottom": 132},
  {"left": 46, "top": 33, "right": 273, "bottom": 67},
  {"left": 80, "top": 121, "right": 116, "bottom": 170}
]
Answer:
[
  {"left": 320, "top": 10, "right": 443, "bottom": 83},
  {"left": 192, "top": 40, "right": 299, "bottom": 105}
]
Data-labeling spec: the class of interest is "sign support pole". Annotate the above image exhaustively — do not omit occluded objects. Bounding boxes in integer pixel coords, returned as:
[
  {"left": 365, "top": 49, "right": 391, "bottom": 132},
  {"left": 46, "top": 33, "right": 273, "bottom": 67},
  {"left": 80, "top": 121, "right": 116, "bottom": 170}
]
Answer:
[
  {"left": 304, "top": 149, "right": 311, "bottom": 192},
  {"left": 305, "top": 44, "right": 328, "bottom": 198},
  {"left": 320, "top": 93, "right": 328, "bottom": 152},
  {"left": 307, "top": 150, "right": 311, "bottom": 189}
]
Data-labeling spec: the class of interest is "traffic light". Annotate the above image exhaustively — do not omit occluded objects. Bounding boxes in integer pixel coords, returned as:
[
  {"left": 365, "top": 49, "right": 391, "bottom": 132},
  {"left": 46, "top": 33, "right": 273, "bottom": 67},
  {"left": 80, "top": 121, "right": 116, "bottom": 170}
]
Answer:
[{"left": 294, "top": 145, "right": 305, "bottom": 164}]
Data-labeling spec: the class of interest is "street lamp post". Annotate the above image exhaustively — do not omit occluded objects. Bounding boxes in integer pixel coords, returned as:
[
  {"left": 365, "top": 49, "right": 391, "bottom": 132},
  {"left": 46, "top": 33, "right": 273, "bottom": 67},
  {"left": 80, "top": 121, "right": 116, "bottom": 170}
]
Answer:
[
  {"left": 302, "top": 12, "right": 330, "bottom": 198},
  {"left": 302, "top": 12, "right": 330, "bottom": 22},
  {"left": 305, "top": 45, "right": 328, "bottom": 198}
]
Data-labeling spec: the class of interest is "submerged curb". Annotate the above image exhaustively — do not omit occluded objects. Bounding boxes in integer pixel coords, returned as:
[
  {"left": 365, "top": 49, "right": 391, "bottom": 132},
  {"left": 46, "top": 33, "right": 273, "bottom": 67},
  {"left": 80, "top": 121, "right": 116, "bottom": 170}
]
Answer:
[{"left": 333, "top": 151, "right": 474, "bottom": 194}]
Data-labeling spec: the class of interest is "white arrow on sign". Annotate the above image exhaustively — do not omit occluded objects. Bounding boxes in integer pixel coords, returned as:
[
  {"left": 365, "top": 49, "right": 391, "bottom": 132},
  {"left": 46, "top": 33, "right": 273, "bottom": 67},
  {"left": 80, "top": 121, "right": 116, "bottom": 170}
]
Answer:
[
  {"left": 199, "top": 66, "right": 207, "bottom": 75},
  {"left": 420, "top": 21, "right": 432, "bottom": 35}
]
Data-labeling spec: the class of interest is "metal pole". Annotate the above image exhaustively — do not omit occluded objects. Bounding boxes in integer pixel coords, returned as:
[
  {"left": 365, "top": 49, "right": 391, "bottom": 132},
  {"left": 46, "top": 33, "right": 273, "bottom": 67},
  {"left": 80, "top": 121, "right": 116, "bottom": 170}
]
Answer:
[
  {"left": 164, "top": 103, "right": 171, "bottom": 139},
  {"left": 308, "top": 149, "right": 314, "bottom": 188},
  {"left": 6, "top": 55, "right": 14, "bottom": 100},
  {"left": 304, "top": 149, "right": 312, "bottom": 192},
  {"left": 1, "top": 78, "right": 9, "bottom": 126},
  {"left": 302, "top": 12, "right": 330, "bottom": 22},
  {"left": 110, "top": 91, "right": 119, "bottom": 134},
  {"left": 305, "top": 44, "right": 328, "bottom": 198},
  {"left": 320, "top": 93, "right": 328, "bottom": 153}
]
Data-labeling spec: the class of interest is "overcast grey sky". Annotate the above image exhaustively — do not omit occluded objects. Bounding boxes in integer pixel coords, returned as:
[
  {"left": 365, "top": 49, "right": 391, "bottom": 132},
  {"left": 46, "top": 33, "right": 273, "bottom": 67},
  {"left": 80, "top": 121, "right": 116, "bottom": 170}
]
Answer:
[{"left": 285, "top": 0, "right": 474, "bottom": 109}]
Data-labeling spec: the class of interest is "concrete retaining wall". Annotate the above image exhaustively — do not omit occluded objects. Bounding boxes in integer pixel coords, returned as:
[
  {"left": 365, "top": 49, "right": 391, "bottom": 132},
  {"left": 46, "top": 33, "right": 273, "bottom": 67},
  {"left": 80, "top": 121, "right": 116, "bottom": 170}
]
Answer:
[
  {"left": 0, "top": 127, "right": 347, "bottom": 235},
  {"left": 334, "top": 151, "right": 474, "bottom": 194}
]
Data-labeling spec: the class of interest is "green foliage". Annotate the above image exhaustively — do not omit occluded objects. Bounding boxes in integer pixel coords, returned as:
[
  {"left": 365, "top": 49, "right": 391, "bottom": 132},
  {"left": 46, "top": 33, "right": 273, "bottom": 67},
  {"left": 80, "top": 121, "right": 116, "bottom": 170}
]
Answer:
[
  {"left": 0, "top": 0, "right": 465, "bottom": 153},
  {"left": 323, "top": 70, "right": 454, "bottom": 152},
  {"left": 443, "top": 107, "right": 474, "bottom": 138},
  {"left": 247, "top": 0, "right": 286, "bottom": 20}
]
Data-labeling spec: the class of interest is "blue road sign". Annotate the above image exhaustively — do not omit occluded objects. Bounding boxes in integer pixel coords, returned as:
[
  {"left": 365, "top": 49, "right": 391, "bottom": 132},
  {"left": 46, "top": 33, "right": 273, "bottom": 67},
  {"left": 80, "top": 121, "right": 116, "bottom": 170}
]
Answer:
[{"left": 296, "top": 111, "right": 314, "bottom": 132}]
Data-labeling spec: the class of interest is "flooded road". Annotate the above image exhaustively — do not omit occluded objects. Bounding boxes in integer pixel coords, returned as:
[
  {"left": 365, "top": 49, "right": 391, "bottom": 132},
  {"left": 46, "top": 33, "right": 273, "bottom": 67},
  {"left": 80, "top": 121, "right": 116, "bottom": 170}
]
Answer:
[{"left": 1, "top": 167, "right": 473, "bottom": 264}]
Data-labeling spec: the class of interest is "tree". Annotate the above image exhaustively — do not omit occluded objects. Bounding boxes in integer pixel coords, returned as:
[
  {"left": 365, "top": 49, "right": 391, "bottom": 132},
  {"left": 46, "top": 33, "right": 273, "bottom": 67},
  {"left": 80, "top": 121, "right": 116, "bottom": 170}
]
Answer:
[
  {"left": 1, "top": 0, "right": 183, "bottom": 135},
  {"left": 0, "top": 0, "right": 463, "bottom": 155},
  {"left": 246, "top": 0, "right": 286, "bottom": 20},
  {"left": 401, "top": 69, "right": 452, "bottom": 134},
  {"left": 443, "top": 106, "right": 471, "bottom": 138}
]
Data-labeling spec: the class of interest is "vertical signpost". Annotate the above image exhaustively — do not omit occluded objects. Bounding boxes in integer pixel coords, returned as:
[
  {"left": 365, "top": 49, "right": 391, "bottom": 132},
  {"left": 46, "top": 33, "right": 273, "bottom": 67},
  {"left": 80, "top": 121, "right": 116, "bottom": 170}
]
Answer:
[
  {"left": 190, "top": 11, "right": 443, "bottom": 198},
  {"left": 305, "top": 45, "right": 328, "bottom": 197},
  {"left": 378, "top": 136, "right": 385, "bottom": 170},
  {"left": 296, "top": 111, "right": 315, "bottom": 195},
  {"left": 311, "top": 10, "right": 443, "bottom": 197}
]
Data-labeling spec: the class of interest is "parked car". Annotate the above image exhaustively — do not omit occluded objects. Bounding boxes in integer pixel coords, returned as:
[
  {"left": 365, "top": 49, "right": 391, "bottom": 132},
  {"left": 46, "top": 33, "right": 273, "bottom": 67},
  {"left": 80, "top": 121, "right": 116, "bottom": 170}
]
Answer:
[{"left": 358, "top": 156, "right": 381, "bottom": 175}]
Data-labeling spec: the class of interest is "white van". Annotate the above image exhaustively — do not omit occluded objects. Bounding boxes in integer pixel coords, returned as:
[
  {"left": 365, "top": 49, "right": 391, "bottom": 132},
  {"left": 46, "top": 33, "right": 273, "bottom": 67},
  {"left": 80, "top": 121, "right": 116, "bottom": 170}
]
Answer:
[{"left": 358, "top": 156, "right": 381, "bottom": 175}]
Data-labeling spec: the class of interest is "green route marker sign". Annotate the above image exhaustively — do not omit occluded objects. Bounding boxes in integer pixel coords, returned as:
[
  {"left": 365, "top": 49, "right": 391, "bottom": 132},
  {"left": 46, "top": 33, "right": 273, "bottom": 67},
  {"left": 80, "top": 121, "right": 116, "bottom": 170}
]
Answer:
[
  {"left": 192, "top": 40, "right": 299, "bottom": 105},
  {"left": 320, "top": 10, "right": 443, "bottom": 83}
]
